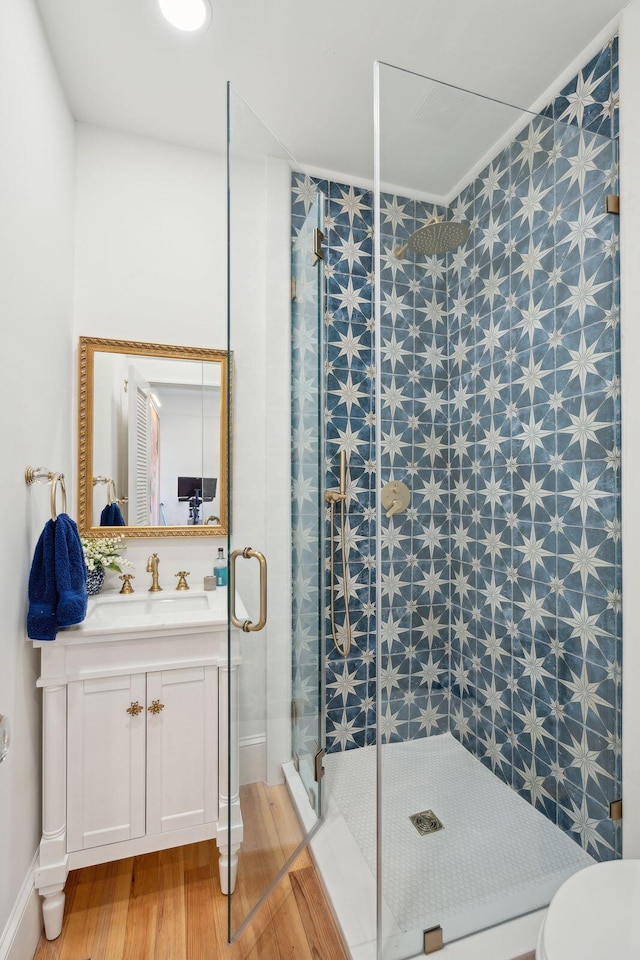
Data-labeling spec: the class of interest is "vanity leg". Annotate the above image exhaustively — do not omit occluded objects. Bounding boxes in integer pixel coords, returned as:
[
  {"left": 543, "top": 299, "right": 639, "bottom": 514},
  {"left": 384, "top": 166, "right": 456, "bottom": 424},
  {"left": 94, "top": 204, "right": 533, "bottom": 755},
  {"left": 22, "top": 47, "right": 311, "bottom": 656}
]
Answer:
[
  {"left": 218, "top": 841, "right": 240, "bottom": 894},
  {"left": 41, "top": 884, "right": 66, "bottom": 940},
  {"left": 36, "top": 683, "right": 69, "bottom": 939}
]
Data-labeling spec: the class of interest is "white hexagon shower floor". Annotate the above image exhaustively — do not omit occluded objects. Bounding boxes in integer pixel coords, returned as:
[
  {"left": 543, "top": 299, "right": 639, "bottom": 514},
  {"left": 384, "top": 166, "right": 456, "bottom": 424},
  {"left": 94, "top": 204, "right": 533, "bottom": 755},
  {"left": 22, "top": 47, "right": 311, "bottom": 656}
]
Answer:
[{"left": 324, "top": 733, "right": 594, "bottom": 950}]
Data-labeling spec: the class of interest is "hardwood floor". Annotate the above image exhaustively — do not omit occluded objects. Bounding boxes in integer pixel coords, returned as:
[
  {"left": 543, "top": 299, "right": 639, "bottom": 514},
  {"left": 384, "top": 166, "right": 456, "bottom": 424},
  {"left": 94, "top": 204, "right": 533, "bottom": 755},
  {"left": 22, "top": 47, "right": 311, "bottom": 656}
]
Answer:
[{"left": 33, "top": 783, "right": 349, "bottom": 960}]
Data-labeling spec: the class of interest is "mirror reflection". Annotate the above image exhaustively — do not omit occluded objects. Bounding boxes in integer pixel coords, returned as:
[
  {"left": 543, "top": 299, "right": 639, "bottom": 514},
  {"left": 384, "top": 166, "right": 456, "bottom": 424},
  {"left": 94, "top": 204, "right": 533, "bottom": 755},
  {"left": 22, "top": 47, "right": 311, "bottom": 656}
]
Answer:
[{"left": 79, "top": 337, "right": 230, "bottom": 537}]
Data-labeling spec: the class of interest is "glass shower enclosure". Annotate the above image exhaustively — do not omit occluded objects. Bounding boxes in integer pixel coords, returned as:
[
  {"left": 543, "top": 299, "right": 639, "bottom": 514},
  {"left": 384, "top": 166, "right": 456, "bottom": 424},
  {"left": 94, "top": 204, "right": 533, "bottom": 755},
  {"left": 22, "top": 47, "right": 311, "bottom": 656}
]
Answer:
[
  {"left": 225, "top": 85, "right": 325, "bottom": 940},
  {"left": 224, "top": 42, "right": 621, "bottom": 960},
  {"left": 372, "top": 60, "right": 621, "bottom": 957}
]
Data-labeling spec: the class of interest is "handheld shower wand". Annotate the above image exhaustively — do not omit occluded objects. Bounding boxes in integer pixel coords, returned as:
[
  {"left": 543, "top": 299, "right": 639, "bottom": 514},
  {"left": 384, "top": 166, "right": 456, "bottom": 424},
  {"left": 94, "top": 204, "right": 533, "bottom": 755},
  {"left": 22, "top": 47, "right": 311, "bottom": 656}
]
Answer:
[{"left": 326, "top": 450, "right": 352, "bottom": 657}]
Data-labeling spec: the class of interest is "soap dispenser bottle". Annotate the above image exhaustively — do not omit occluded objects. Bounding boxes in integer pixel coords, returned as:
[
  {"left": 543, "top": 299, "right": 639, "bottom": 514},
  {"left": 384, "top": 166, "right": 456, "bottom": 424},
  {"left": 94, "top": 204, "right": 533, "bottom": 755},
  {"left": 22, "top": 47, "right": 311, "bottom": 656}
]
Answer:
[{"left": 214, "top": 547, "right": 228, "bottom": 587}]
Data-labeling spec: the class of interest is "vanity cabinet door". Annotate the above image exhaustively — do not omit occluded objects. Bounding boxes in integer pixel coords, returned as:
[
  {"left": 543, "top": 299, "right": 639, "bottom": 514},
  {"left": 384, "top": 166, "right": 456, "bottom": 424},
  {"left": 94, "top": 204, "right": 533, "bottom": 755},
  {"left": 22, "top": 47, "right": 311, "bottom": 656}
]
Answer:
[
  {"left": 146, "top": 665, "right": 217, "bottom": 835},
  {"left": 67, "top": 674, "right": 146, "bottom": 852}
]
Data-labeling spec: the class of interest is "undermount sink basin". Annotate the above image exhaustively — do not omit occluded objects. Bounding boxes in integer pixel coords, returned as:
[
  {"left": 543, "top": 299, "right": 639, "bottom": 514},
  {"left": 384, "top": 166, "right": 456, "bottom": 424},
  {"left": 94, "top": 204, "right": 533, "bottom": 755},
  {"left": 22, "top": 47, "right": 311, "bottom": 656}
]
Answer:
[
  {"left": 71, "top": 586, "right": 237, "bottom": 636},
  {"left": 92, "top": 593, "right": 210, "bottom": 621}
]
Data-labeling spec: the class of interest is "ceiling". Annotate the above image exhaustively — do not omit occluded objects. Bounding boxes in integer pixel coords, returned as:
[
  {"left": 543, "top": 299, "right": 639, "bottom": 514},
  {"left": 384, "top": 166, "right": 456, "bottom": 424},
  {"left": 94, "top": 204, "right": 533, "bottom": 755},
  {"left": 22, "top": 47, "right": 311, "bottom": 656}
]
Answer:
[{"left": 35, "top": 0, "right": 626, "bottom": 197}]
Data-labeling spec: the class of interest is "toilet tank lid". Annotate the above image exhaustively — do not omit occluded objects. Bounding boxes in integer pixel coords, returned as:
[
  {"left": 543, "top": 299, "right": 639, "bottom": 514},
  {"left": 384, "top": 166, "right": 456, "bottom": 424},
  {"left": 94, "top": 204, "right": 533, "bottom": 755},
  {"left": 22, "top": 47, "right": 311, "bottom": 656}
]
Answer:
[{"left": 542, "top": 861, "right": 640, "bottom": 960}]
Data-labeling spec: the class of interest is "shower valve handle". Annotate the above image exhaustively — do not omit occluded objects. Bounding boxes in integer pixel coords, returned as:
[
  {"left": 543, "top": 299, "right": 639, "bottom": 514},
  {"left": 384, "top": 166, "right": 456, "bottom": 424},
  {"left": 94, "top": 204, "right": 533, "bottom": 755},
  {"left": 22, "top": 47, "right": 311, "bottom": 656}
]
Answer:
[{"left": 381, "top": 480, "right": 411, "bottom": 519}]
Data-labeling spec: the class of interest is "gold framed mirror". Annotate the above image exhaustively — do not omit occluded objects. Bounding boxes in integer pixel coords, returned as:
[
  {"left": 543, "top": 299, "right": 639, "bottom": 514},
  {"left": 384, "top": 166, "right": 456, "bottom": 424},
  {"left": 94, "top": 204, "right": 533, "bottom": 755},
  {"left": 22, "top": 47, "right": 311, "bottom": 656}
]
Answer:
[{"left": 78, "top": 337, "right": 231, "bottom": 538}]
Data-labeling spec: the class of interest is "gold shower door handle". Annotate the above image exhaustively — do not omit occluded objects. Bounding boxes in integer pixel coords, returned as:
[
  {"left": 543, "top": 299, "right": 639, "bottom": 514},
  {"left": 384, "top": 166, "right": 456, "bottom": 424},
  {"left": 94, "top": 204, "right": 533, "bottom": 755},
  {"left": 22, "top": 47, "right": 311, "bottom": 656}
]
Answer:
[{"left": 229, "top": 547, "right": 268, "bottom": 632}]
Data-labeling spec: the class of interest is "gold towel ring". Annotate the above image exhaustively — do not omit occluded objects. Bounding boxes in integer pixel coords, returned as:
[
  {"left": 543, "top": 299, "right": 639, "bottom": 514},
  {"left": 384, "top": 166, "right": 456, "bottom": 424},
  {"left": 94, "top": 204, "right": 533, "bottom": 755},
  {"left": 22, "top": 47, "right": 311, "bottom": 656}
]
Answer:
[{"left": 50, "top": 473, "right": 67, "bottom": 521}]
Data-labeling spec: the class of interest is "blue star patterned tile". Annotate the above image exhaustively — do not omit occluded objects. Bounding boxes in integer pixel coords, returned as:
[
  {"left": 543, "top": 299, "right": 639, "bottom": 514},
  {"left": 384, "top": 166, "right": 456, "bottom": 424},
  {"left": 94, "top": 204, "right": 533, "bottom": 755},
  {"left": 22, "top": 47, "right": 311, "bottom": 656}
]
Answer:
[
  {"left": 409, "top": 692, "right": 450, "bottom": 739},
  {"left": 328, "top": 181, "right": 372, "bottom": 231},
  {"left": 556, "top": 589, "right": 617, "bottom": 667},
  {"left": 326, "top": 225, "right": 373, "bottom": 280},
  {"left": 557, "top": 656, "right": 617, "bottom": 744}
]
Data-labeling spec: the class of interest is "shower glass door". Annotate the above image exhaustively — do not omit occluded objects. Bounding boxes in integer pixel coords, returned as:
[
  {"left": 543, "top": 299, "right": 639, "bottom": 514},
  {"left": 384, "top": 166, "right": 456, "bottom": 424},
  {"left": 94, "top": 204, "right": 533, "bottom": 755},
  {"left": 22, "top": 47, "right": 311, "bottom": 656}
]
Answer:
[
  {"left": 291, "top": 192, "right": 325, "bottom": 815},
  {"left": 374, "top": 57, "right": 621, "bottom": 958},
  {"left": 225, "top": 84, "right": 325, "bottom": 942}
]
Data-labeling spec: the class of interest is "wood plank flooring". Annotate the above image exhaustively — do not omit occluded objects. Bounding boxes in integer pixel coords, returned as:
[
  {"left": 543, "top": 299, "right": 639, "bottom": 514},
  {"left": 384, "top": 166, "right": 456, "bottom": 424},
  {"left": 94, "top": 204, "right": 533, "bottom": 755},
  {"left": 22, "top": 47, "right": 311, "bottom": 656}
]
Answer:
[{"left": 33, "top": 783, "right": 349, "bottom": 960}]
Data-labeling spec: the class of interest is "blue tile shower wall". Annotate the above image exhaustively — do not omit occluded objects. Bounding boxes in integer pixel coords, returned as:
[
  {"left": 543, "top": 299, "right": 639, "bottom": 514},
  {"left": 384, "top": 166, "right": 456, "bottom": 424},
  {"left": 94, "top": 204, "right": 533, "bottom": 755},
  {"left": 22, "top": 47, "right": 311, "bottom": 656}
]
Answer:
[
  {"left": 290, "top": 35, "right": 620, "bottom": 861},
  {"left": 447, "top": 37, "right": 620, "bottom": 861},
  {"left": 291, "top": 178, "right": 456, "bottom": 752},
  {"left": 376, "top": 194, "right": 452, "bottom": 745},
  {"left": 292, "top": 178, "right": 379, "bottom": 751}
]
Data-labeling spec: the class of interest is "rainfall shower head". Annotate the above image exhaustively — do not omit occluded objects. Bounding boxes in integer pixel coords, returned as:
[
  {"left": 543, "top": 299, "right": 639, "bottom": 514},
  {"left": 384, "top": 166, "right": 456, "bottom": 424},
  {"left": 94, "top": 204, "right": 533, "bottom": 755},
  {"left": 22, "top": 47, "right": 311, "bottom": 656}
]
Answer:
[{"left": 394, "top": 216, "right": 470, "bottom": 259}]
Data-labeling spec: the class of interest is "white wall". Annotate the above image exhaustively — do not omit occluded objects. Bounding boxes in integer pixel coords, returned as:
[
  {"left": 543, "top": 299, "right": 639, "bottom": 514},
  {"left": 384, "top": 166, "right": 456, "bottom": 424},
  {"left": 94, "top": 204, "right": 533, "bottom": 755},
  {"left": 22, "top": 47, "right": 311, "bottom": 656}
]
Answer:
[{"left": 0, "top": 0, "right": 75, "bottom": 954}]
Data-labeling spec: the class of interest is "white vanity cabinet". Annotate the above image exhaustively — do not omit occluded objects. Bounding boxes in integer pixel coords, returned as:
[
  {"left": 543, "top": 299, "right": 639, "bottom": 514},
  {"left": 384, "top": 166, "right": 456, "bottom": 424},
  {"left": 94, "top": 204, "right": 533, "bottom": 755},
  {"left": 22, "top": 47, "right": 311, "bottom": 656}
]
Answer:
[
  {"left": 66, "top": 666, "right": 217, "bottom": 851},
  {"left": 146, "top": 666, "right": 218, "bottom": 836},
  {"left": 31, "top": 589, "right": 243, "bottom": 941},
  {"left": 67, "top": 672, "right": 147, "bottom": 851}
]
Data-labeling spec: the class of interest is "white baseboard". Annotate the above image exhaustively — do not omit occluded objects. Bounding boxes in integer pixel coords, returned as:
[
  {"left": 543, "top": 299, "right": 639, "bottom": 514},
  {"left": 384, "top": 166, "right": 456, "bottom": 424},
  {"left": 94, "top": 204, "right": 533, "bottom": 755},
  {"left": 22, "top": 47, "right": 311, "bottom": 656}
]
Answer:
[
  {"left": 0, "top": 853, "right": 42, "bottom": 960},
  {"left": 239, "top": 734, "right": 266, "bottom": 786}
]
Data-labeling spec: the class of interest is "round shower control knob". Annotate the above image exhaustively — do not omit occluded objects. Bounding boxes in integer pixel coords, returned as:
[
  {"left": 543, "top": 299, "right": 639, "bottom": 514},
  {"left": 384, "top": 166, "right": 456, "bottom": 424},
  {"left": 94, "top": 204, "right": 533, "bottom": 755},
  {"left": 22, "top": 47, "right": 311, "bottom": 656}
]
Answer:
[{"left": 381, "top": 480, "right": 411, "bottom": 518}]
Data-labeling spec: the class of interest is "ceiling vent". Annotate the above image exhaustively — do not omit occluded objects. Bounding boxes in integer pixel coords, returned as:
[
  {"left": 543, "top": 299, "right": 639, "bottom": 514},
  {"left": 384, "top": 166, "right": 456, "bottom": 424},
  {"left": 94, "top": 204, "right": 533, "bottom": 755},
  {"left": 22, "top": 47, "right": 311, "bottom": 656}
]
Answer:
[{"left": 412, "top": 86, "right": 471, "bottom": 130}]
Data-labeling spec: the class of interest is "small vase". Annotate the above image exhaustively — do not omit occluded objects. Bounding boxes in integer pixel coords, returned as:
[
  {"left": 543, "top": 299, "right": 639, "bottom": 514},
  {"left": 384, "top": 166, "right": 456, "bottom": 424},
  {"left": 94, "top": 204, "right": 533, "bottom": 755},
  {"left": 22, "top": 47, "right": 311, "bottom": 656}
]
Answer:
[{"left": 87, "top": 567, "right": 106, "bottom": 596}]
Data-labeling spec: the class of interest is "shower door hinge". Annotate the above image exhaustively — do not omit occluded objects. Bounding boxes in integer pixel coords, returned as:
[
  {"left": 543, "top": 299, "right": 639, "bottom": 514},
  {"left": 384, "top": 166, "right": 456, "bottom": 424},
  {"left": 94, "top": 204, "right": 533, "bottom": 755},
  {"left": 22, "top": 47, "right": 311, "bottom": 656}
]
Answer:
[
  {"left": 313, "top": 745, "right": 325, "bottom": 783},
  {"left": 291, "top": 277, "right": 297, "bottom": 301},
  {"left": 423, "top": 925, "right": 443, "bottom": 954},
  {"left": 291, "top": 699, "right": 298, "bottom": 725},
  {"left": 606, "top": 194, "right": 620, "bottom": 215},
  {"left": 312, "top": 227, "right": 325, "bottom": 263},
  {"left": 610, "top": 798, "right": 623, "bottom": 821}
]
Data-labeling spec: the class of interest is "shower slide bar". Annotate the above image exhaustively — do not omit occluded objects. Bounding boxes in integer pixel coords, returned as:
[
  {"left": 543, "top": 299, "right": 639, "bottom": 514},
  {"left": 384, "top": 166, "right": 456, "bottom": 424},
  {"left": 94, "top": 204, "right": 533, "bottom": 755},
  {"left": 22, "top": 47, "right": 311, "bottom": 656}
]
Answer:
[{"left": 326, "top": 450, "right": 352, "bottom": 657}]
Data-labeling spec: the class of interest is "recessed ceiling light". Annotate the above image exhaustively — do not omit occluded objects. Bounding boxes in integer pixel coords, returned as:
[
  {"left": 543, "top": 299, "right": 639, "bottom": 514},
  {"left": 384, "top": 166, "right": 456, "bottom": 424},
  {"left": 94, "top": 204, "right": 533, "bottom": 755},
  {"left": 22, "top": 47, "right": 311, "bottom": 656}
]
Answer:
[{"left": 158, "top": 0, "right": 211, "bottom": 33}]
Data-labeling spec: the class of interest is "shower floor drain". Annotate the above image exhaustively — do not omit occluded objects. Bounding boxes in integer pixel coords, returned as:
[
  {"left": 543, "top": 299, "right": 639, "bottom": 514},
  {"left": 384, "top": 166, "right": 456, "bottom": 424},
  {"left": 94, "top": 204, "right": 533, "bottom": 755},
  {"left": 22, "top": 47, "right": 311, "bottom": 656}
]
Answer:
[{"left": 409, "top": 810, "right": 444, "bottom": 836}]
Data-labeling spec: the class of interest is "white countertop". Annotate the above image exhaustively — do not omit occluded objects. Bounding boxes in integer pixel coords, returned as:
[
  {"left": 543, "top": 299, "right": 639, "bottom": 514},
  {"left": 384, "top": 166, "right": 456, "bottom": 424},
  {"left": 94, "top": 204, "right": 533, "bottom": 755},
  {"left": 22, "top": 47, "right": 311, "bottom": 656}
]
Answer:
[{"left": 31, "top": 584, "right": 247, "bottom": 644}]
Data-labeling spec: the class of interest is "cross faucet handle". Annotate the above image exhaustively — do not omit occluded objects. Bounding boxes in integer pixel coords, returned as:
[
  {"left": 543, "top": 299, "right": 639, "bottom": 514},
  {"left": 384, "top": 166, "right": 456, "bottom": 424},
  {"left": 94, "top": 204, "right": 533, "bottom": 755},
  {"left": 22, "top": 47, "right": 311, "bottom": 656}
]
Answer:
[
  {"left": 119, "top": 574, "right": 135, "bottom": 594},
  {"left": 175, "top": 571, "right": 190, "bottom": 591}
]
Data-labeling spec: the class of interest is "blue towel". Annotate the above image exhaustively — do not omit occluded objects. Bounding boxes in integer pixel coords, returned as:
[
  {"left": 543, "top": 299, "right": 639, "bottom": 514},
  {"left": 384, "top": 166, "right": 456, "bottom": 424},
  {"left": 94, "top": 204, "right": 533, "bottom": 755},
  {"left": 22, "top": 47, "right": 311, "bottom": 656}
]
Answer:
[
  {"left": 27, "top": 513, "right": 88, "bottom": 641},
  {"left": 55, "top": 514, "right": 88, "bottom": 627},
  {"left": 27, "top": 519, "right": 57, "bottom": 641},
  {"left": 100, "top": 502, "right": 125, "bottom": 526}
]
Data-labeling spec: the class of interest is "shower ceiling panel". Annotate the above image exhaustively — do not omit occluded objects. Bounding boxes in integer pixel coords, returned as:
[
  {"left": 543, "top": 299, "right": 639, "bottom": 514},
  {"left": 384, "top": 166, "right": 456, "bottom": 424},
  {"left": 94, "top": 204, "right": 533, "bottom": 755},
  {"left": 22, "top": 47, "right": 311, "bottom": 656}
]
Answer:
[
  {"left": 36, "top": 0, "right": 626, "bottom": 190},
  {"left": 378, "top": 69, "right": 536, "bottom": 199}
]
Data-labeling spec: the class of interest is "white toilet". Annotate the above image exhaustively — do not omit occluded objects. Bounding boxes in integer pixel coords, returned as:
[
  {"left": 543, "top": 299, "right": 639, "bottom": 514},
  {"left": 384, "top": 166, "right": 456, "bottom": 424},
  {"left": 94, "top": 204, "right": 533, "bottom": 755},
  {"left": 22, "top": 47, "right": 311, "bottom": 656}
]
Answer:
[{"left": 536, "top": 860, "right": 640, "bottom": 959}]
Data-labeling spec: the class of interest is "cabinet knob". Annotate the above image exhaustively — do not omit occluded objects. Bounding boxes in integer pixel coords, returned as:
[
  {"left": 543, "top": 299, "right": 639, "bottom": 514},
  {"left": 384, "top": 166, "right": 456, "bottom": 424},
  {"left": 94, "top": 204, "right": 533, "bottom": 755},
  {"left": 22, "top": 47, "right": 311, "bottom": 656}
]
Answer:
[
  {"left": 126, "top": 701, "right": 143, "bottom": 716},
  {"left": 148, "top": 699, "right": 165, "bottom": 715}
]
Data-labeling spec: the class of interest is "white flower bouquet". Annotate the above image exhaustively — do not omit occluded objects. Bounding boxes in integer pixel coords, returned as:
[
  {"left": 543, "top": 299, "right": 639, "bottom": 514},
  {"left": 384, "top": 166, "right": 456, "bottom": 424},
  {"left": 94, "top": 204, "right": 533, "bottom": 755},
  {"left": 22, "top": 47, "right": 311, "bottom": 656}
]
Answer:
[{"left": 81, "top": 536, "right": 133, "bottom": 574}]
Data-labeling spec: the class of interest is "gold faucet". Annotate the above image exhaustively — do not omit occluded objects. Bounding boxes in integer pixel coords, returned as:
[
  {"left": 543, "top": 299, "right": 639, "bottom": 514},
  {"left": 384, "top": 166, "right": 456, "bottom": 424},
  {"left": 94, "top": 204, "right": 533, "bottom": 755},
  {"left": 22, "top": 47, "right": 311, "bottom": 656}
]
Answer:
[{"left": 146, "top": 553, "right": 162, "bottom": 592}]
